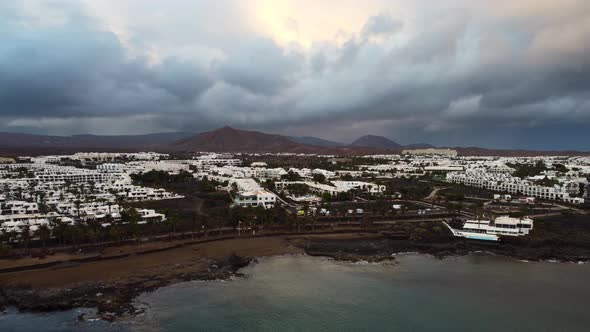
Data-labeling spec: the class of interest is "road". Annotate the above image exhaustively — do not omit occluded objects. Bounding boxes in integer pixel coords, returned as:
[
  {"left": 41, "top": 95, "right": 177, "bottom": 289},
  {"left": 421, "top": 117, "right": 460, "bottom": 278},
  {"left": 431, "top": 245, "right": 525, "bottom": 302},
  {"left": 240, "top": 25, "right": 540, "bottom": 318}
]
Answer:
[{"left": 425, "top": 187, "right": 449, "bottom": 200}]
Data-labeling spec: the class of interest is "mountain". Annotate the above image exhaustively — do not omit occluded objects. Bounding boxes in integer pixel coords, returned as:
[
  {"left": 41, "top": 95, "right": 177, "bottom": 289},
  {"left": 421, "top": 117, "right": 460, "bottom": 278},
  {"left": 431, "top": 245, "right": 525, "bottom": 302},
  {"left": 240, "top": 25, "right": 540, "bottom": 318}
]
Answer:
[
  {"left": 2, "top": 128, "right": 588, "bottom": 157},
  {"left": 171, "top": 127, "right": 407, "bottom": 154},
  {"left": 0, "top": 132, "right": 194, "bottom": 155},
  {"left": 287, "top": 136, "right": 343, "bottom": 147},
  {"left": 350, "top": 135, "right": 403, "bottom": 149},
  {"left": 173, "top": 126, "right": 314, "bottom": 153},
  {"left": 70, "top": 132, "right": 194, "bottom": 146}
]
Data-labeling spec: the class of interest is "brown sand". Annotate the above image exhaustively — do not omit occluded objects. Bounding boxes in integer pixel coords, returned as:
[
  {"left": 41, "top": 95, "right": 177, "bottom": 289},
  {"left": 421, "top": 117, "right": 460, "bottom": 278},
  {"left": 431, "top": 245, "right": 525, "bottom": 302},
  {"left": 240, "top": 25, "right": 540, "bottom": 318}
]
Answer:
[
  {"left": 0, "top": 233, "right": 376, "bottom": 289},
  {"left": 0, "top": 237, "right": 300, "bottom": 288}
]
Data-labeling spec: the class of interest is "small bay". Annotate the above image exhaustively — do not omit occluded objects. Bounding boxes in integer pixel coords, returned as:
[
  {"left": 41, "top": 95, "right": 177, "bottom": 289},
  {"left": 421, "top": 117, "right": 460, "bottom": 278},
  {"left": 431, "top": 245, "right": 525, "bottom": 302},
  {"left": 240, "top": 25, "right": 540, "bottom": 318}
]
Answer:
[{"left": 2, "top": 254, "right": 589, "bottom": 331}]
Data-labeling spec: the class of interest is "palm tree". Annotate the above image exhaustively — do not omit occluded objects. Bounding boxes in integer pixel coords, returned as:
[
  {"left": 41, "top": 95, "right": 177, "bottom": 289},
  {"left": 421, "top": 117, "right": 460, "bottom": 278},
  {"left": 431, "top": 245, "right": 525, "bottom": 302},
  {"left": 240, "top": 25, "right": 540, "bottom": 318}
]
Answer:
[
  {"left": 20, "top": 225, "right": 31, "bottom": 249},
  {"left": 190, "top": 212, "right": 199, "bottom": 240},
  {"left": 362, "top": 215, "right": 373, "bottom": 230},
  {"left": 49, "top": 217, "right": 66, "bottom": 246},
  {"left": 74, "top": 199, "right": 82, "bottom": 219},
  {"left": 109, "top": 225, "right": 124, "bottom": 242},
  {"left": 168, "top": 213, "right": 178, "bottom": 234},
  {"left": 121, "top": 208, "right": 141, "bottom": 240},
  {"left": 0, "top": 229, "right": 9, "bottom": 245},
  {"left": 66, "top": 225, "right": 84, "bottom": 246},
  {"left": 36, "top": 225, "right": 51, "bottom": 248},
  {"left": 86, "top": 228, "right": 99, "bottom": 244},
  {"left": 7, "top": 230, "right": 18, "bottom": 245}
]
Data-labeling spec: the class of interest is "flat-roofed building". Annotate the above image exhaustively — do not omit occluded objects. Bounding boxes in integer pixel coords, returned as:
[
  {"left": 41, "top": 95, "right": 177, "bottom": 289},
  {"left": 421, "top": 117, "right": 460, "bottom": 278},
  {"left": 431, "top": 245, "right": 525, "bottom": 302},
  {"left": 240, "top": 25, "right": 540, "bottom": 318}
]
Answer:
[
  {"left": 233, "top": 189, "right": 276, "bottom": 209},
  {"left": 402, "top": 148, "right": 458, "bottom": 157}
]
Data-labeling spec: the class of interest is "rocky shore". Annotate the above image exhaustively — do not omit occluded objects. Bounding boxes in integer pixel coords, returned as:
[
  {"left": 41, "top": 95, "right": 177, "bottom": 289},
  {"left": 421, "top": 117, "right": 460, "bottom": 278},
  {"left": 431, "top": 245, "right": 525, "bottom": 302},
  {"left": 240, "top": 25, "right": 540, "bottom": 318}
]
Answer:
[
  {"left": 303, "top": 236, "right": 590, "bottom": 263},
  {"left": 0, "top": 254, "right": 253, "bottom": 321},
  {"left": 2, "top": 221, "right": 590, "bottom": 321},
  {"left": 0, "top": 236, "right": 302, "bottom": 320}
]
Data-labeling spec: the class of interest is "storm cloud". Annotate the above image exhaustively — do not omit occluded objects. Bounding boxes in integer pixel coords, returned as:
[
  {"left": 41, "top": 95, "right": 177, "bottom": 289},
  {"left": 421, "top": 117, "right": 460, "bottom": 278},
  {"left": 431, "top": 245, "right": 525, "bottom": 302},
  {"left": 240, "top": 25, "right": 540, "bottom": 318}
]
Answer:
[{"left": 1, "top": 0, "right": 590, "bottom": 150}]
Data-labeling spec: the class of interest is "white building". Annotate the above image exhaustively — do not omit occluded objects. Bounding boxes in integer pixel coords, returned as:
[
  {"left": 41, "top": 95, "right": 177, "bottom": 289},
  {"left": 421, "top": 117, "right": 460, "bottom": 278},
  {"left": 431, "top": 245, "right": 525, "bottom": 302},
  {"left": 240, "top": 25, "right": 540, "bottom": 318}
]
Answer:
[
  {"left": 233, "top": 189, "right": 277, "bottom": 209},
  {"left": 332, "top": 181, "right": 386, "bottom": 195},
  {"left": 447, "top": 171, "right": 585, "bottom": 204},
  {"left": 402, "top": 148, "right": 458, "bottom": 157}
]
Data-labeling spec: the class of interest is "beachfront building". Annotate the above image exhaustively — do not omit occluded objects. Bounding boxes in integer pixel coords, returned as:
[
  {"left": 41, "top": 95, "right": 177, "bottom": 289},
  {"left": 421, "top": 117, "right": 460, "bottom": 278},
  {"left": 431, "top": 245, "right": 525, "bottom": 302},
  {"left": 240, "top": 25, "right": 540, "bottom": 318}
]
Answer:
[
  {"left": 332, "top": 181, "right": 386, "bottom": 195},
  {"left": 275, "top": 180, "right": 386, "bottom": 197},
  {"left": 446, "top": 171, "right": 586, "bottom": 204},
  {"left": 137, "top": 209, "right": 166, "bottom": 224},
  {"left": 233, "top": 189, "right": 277, "bottom": 209}
]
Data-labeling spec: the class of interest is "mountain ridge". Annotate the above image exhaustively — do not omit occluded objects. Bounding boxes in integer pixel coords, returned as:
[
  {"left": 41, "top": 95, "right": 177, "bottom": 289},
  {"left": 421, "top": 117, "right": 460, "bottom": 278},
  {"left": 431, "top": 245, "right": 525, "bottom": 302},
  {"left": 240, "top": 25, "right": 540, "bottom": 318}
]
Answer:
[
  {"left": 172, "top": 126, "right": 347, "bottom": 153},
  {"left": 0, "top": 132, "right": 193, "bottom": 148},
  {"left": 287, "top": 136, "right": 343, "bottom": 147},
  {"left": 350, "top": 135, "right": 403, "bottom": 148},
  {"left": 1, "top": 128, "right": 588, "bottom": 157}
]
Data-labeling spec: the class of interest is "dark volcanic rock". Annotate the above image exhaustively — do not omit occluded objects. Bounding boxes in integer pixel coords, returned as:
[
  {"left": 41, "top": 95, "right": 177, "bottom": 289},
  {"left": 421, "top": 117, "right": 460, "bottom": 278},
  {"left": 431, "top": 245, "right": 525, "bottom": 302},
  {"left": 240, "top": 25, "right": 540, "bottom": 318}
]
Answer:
[
  {"left": 0, "top": 254, "right": 254, "bottom": 320},
  {"left": 303, "top": 235, "right": 590, "bottom": 262},
  {"left": 350, "top": 135, "right": 402, "bottom": 149}
]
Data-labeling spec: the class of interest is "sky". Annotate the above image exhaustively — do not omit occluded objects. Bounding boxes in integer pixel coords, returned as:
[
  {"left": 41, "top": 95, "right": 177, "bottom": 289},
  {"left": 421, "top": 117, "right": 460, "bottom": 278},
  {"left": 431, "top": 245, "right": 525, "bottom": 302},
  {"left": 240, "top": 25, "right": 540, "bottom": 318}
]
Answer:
[{"left": 1, "top": 0, "right": 590, "bottom": 150}]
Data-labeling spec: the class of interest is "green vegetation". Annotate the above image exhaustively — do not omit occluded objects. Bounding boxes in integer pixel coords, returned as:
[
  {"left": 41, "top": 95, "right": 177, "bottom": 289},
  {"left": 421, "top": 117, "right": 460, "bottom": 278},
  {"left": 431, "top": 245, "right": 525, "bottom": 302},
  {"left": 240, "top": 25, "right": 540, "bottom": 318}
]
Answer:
[
  {"left": 281, "top": 170, "right": 302, "bottom": 182},
  {"left": 340, "top": 174, "right": 354, "bottom": 181},
  {"left": 132, "top": 170, "right": 219, "bottom": 194},
  {"left": 507, "top": 161, "right": 548, "bottom": 178},
  {"left": 243, "top": 155, "right": 385, "bottom": 172},
  {"left": 131, "top": 170, "right": 195, "bottom": 185},
  {"left": 0, "top": 243, "right": 12, "bottom": 255},
  {"left": 286, "top": 183, "right": 308, "bottom": 196},
  {"left": 534, "top": 176, "right": 559, "bottom": 187},
  {"left": 312, "top": 173, "right": 327, "bottom": 184},
  {"left": 444, "top": 192, "right": 465, "bottom": 201},
  {"left": 12, "top": 167, "right": 35, "bottom": 179},
  {"left": 261, "top": 179, "right": 276, "bottom": 191},
  {"left": 379, "top": 177, "right": 434, "bottom": 199},
  {"left": 553, "top": 163, "right": 567, "bottom": 173},
  {"left": 321, "top": 192, "right": 353, "bottom": 202}
]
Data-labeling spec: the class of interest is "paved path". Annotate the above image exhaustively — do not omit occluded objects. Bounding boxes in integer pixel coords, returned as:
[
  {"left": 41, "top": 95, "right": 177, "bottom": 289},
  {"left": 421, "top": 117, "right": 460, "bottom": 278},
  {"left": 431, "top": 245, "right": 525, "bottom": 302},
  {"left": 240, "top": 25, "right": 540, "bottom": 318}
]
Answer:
[{"left": 425, "top": 187, "right": 449, "bottom": 200}]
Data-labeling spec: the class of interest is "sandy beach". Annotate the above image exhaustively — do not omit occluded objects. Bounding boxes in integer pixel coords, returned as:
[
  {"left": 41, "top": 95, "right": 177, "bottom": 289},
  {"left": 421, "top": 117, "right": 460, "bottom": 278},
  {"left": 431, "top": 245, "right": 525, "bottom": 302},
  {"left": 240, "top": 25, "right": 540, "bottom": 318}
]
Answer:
[
  {"left": 0, "top": 232, "right": 385, "bottom": 318},
  {"left": 0, "top": 232, "right": 387, "bottom": 287},
  {"left": 2, "top": 223, "right": 590, "bottom": 320}
]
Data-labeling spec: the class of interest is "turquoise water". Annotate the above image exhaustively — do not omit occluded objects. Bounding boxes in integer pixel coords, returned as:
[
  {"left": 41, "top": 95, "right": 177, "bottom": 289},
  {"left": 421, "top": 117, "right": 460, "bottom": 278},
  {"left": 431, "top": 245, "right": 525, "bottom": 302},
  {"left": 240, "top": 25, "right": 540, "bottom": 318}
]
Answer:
[{"left": 2, "top": 254, "right": 590, "bottom": 331}]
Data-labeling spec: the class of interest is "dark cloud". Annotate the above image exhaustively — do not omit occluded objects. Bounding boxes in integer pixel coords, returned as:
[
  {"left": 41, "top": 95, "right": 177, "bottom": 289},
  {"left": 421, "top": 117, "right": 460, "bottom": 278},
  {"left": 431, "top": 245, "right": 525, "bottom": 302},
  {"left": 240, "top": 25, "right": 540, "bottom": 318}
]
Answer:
[
  {"left": 214, "top": 38, "right": 304, "bottom": 95},
  {"left": 361, "top": 13, "right": 403, "bottom": 38},
  {"left": 150, "top": 59, "right": 214, "bottom": 101}
]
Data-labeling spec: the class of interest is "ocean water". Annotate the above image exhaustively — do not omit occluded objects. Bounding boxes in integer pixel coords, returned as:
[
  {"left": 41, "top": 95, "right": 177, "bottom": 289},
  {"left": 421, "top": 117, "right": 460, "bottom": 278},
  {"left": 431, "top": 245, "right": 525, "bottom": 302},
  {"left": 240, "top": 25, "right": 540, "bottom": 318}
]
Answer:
[{"left": 2, "top": 254, "right": 590, "bottom": 331}]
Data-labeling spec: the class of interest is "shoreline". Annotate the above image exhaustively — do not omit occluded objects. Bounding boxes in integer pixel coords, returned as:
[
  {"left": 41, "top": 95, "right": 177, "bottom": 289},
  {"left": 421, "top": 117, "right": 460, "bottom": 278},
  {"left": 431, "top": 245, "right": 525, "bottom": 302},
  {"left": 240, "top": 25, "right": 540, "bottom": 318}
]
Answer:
[{"left": 1, "top": 231, "right": 590, "bottom": 321}]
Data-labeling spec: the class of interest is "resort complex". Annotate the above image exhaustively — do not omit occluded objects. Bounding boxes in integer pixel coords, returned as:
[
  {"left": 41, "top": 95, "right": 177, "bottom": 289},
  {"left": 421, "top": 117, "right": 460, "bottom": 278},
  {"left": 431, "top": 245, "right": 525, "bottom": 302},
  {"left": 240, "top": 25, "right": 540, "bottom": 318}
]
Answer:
[{"left": 1, "top": 150, "right": 588, "bottom": 241}]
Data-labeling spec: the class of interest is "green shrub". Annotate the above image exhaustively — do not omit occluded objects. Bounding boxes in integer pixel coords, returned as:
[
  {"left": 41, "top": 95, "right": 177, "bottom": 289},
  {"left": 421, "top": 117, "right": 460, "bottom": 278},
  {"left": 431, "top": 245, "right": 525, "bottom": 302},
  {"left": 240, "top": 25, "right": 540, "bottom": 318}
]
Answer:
[{"left": 0, "top": 244, "right": 12, "bottom": 255}]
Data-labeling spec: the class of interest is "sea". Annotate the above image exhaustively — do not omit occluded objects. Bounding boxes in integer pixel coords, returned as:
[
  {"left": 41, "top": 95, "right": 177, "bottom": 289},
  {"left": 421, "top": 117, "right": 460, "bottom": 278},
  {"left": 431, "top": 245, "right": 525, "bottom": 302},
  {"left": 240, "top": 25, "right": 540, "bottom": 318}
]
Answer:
[{"left": 2, "top": 253, "right": 590, "bottom": 331}]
